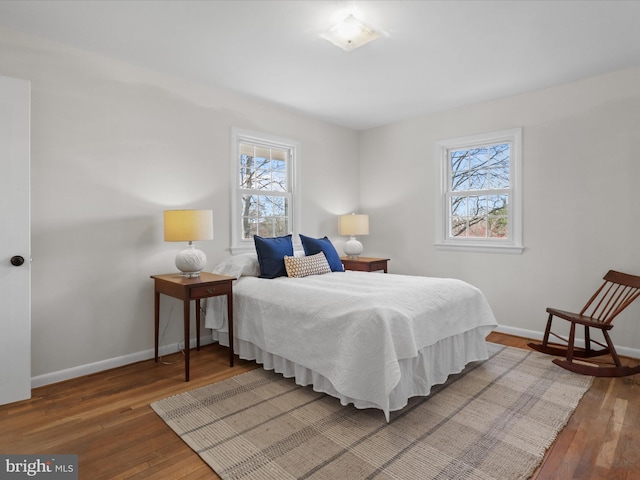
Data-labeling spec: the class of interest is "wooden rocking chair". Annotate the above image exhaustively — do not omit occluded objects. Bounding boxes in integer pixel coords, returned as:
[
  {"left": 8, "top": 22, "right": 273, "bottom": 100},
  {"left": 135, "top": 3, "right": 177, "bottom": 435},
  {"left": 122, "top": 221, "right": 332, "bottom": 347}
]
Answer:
[{"left": 528, "top": 270, "right": 640, "bottom": 377}]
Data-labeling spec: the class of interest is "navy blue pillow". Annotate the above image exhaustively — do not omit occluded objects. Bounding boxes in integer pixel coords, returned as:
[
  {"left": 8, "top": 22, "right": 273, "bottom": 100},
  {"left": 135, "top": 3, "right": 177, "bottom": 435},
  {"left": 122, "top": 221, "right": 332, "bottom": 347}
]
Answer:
[
  {"left": 299, "top": 234, "right": 344, "bottom": 272},
  {"left": 253, "top": 234, "right": 294, "bottom": 278}
]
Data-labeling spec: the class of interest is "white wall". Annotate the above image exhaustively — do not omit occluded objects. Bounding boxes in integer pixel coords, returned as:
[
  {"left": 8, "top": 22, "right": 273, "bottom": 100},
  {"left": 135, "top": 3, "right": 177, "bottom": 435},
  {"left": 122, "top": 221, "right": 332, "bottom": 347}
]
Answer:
[
  {"left": 2, "top": 25, "right": 639, "bottom": 384},
  {"left": 360, "top": 67, "right": 640, "bottom": 353},
  {"left": 0, "top": 27, "right": 360, "bottom": 381}
]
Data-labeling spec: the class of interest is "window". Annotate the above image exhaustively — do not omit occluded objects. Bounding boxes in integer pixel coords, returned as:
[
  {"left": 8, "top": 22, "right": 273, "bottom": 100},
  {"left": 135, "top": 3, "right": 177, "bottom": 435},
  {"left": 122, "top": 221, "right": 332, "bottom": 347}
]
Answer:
[
  {"left": 230, "top": 128, "right": 300, "bottom": 253},
  {"left": 435, "top": 128, "right": 523, "bottom": 254}
]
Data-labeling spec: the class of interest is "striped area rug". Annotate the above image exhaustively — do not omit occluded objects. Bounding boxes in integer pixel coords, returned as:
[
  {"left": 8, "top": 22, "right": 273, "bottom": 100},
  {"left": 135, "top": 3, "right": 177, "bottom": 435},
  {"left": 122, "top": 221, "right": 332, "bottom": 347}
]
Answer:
[{"left": 151, "top": 345, "right": 592, "bottom": 480}]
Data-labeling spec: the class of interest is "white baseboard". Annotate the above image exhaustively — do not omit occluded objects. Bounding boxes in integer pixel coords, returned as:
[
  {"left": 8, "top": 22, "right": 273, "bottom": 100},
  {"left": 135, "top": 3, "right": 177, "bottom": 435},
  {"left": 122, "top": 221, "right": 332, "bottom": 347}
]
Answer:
[
  {"left": 31, "top": 326, "right": 640, "bottom": 389},
  {"left": 31, "top": 336, "right": 214, "bottom": 389},
  {"left": 494, "top": 325, "right": 640, "bottom": 359}
]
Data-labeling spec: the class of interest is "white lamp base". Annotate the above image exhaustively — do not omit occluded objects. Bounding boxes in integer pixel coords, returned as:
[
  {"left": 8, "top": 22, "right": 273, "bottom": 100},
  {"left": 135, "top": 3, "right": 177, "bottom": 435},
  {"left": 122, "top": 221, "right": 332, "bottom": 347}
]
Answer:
[
  {"left": 344, "top": 236, "right": 363, "bottom": 259},
  {"left": 175, "top": 244, "right": 207, "bottom": 278}
]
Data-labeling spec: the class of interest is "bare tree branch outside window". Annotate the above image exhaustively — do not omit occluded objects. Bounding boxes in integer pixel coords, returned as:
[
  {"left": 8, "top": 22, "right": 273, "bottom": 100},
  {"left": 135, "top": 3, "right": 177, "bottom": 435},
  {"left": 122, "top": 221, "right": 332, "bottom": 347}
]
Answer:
[
  {"left": 239, "top": 143, "right": 289, "bottom": 239},
  {"left": 449, "top": 143, "right": 510, "bottom": 239}
]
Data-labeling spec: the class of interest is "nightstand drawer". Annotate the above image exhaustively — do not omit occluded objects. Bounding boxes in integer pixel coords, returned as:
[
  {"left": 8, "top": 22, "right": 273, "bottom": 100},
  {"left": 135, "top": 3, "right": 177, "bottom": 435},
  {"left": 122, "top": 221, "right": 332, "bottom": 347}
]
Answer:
[
  {"left": 343, "top": 261, "right": 370, "bottom": 272},
  {"left": 191, "top": 282, "right": 231, "bottom": 299},
  {"left": 367, "top": 260, "right": 388, "bottom": 271},
  {"left": 341, "top": 257, "right": 390, "bottom": 273}
]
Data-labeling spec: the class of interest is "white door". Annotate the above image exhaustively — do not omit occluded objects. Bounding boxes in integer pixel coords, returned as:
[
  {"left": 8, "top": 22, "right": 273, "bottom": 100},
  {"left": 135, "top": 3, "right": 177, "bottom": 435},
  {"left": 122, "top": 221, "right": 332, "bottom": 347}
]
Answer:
[{"left": 0, "top": 75, "right": 31, "bottom": 405}]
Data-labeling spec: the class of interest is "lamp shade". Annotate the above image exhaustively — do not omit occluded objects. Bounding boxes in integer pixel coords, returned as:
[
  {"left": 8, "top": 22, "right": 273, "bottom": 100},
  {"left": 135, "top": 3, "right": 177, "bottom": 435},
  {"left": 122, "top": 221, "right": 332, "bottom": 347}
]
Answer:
[
  {"left": 339, "top": 214, "right": 369, "bottom": 236},
  {"left": 164, "top": 210, "right": 214, "bottom": 242}
]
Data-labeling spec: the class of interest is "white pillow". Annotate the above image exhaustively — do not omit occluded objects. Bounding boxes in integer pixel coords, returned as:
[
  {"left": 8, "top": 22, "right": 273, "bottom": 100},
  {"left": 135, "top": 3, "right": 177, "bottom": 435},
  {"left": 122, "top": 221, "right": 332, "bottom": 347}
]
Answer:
[{"left": 212, "top": 253, "right": 260, "bottom": 279}]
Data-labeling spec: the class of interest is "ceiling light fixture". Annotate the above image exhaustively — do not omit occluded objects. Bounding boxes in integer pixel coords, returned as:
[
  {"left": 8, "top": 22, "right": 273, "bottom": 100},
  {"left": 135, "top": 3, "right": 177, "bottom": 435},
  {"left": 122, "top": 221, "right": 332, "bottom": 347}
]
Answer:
[{"left": 320, "top": 14, "right": 380, "bottom": 52}]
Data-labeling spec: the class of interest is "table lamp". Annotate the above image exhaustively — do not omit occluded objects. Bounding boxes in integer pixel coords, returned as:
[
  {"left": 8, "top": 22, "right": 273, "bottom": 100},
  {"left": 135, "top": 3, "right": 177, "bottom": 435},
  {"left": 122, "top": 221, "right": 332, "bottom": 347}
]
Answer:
[
  {"left": 339, "top": 213, "right": 369, "bottom": 259},
  {"left": 164, "top": 209, "right": 214, "bottom": 278}
]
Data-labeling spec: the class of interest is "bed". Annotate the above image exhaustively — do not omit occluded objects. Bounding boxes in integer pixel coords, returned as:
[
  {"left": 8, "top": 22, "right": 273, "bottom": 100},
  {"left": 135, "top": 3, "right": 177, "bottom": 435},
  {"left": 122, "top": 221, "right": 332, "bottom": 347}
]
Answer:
[{"left": 204, "top": 252, "right": 498, "bottom": 420}]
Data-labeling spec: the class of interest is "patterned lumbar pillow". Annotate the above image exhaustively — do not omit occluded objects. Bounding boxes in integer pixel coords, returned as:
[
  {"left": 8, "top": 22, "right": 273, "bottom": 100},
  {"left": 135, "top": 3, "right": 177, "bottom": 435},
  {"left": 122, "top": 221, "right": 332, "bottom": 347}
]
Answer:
[{"left": 284, "top": 252, "right": 332, "bottom": 278}]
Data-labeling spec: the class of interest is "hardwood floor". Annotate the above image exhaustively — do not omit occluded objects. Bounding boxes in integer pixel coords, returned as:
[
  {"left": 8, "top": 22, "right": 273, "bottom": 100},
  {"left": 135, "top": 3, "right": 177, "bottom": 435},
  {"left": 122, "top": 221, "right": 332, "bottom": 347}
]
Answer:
[
  {"left": 1, "top": 333, "right": 638, "bottom": 479},
  {"left": 489, "top": 332, "right": 640, "bottom": 480}
]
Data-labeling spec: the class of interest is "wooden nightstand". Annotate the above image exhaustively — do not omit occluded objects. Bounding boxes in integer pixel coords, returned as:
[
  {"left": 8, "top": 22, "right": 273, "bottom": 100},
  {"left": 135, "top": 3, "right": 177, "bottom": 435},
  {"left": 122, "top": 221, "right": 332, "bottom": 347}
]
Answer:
[
  {"left": 151, "top": 272, "right": 235, "bottom": 381},
  {"left": 341, "top": 256, "right": 390, "bottom": 273}
]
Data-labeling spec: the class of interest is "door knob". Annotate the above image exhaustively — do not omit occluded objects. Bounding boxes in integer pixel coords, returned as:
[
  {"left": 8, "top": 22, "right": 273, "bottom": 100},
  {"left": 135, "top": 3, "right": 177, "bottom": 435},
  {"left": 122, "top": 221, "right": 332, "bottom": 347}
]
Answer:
[{"left": 10, "top": 256, "right": 25, "bottom": 266}]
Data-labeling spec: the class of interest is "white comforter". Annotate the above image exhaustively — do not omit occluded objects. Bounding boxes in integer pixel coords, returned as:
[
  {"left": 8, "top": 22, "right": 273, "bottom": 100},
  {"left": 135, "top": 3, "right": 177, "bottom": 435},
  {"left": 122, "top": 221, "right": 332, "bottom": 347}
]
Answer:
[{"left": 205, "top": 268, "right": 498, "bottom": 418}]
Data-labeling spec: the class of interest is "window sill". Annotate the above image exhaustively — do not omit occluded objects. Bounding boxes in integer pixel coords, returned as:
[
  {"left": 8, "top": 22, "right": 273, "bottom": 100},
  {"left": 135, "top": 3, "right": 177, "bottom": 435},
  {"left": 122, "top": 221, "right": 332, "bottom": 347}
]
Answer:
[
  {"left": 434, "top": 242, "right": 524, "bottom": 254},
  {"left": 229, "top": 244, "right": 256, "bottom": 256}
]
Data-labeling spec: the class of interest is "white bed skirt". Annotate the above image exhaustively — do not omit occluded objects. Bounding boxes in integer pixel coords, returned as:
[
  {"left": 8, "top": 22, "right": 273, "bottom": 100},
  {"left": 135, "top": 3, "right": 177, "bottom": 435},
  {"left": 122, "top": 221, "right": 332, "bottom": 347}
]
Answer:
[{"left": 213, "top": 325, "right": 494, "bottom": 421}]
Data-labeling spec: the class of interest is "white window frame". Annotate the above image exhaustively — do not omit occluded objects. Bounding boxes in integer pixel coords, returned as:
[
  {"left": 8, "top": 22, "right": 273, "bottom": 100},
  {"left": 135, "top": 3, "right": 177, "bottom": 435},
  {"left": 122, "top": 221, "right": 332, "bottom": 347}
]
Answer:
[
  {"left": 230, "top": 127, "right": 301, "bottom": 254},
  {"left": 435, "top": 127, "right": 523, "bottom": 254}
]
